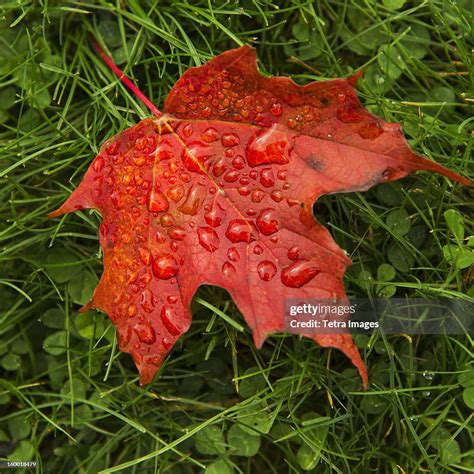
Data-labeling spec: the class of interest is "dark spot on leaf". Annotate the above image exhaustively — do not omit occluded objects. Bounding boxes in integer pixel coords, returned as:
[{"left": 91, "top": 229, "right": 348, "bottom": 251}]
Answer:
[{"left": 307, "top": 155, "right": 325, "bottom": 171}]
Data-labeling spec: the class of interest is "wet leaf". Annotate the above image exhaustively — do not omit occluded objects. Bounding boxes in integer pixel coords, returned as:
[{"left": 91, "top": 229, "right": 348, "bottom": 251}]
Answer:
[{"left": 50, "top": 45, "right": 472, "bottom": 388}]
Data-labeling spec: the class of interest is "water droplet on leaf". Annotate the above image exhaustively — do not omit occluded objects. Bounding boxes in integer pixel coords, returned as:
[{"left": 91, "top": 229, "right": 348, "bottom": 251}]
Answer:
[
  {"left": 256, "top": 208, "right": 279, "bottom": 235},
  {"left": 281, "top": 260, "right": 319, "bottom": 287},
  {"left": 246, "top": 126, "right": 290, "bottom": 167},
  {"left": 225, "top": 220, "right": 255, "bottom": 243},
  {"left": 198, "top": 226, "right": 220, "bottom": 252},
  {"left": 160, "top": 305, "right": 181, "bottom": 336},
  {"left": 152, "top": 254, "right": 179, "bottom": 280},
  {"left": 222, "top": 261, "right": 236, "bottom": 277},
  {"left": 257, "top": 261, "right": 277, "bottom": 281}
]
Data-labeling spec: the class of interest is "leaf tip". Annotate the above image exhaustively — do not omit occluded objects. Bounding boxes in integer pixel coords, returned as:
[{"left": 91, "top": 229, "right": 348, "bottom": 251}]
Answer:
[
  {"left": 347, "top": 69, "right": 363, "bottom": 87},
  {"left": 313, "top": 334, "right": 368, "bottom": 390}
]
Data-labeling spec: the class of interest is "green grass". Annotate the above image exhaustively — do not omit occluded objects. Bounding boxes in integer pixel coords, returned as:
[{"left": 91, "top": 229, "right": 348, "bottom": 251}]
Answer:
[{"left": 1, "top": 0, "right": 473, "bottom": 472}]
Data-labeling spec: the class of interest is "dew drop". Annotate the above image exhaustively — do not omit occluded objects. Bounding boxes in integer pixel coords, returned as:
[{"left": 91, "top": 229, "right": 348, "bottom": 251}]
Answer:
[
  {"left": 287, "top": 246, "right": 300, "bottom": 261},
  {"left": 221, "top": 133, "right": 240, "bottom": 147},
  {"left": 423, "top": 370, "right": 434, "bottom": 381},
  {"left": 281, "top": 260, "right": 319, "bottom": 288},
  {"left": 133, "top": 155, "right": 146, "bottom": 167},
  {"left": 181, "top": 142, "right": 213, "bottom": 173},
  {"left": 222, "top": 261, "right": 236, "bottom": 277},
  {"left": 212, "top": 158, "right": 227, "bottom": 177},
  {"left": 169, "top": 160, "right": 179, "bottom": 174},
  {"left": 160, "top": 214, "right": 174, "bottom": 227},
  {"left": 246, "top": 126, "right": 290, "bottom": 167},
  {"left": 249, "top": 170, "right": 258, "bottom": 180},
  {"left": 253, "top": 244, "right": 264, "bottom": 255},
  {"left": 227, "top": 247, "right": 240, "bottom": 262},
  {"left": 180, "top": 172, "right": 191, "bottom": 183},
  {"left": 179, "top": 183, "right": 207, "bottom": 216},
  {"left": 160, "top": 305, "right": 181, "bottom": 336},
  {"left": 225, "top": 148, "right": 235, "bottom": 158},
  {"left": 358, "top": 122, "right": 384, "bottom": 140},
  {"left": 139, "top": 248, "right": 152, "bottom": 265},
  {"left": 92, "top": 155, "right": 105, "bottom": 172},
  {"left": 105, "top": 141, "right": 119, "bottom": 155},
  {"left": 287, "top": 118, "right": 297, "bottom": 129},
  {"left": 277, "top": 170, "right": 287, "bottom": 180},
  {"left": 162, "top": 337, "right": 172, "bottom": 350},
  {"left": 152, "top": 254, "right": 179, "bottom": 280},
  {"left": 204, "top": 206, "right": 226, "bottom": 227},
  {"left": 134, "top": 322, "right": 156, "bottom": 344},
  {"left": 166, "top": 184, "right": 185, "bottom": 202},
  {"left": 140, "top": 289, "right": 155, "bottom": 313},
  {"left": 271, "top": 190, "right": 283, "bottom": 202},
  {"left": 198, "top": 226, "right": 220, "bottom": 252},
  {"left": 260, "top": 168, "right": 275, "bottom": 188},
  {"left": 224, "top": 170, "right": 240, "bottom": 182},
  {"left": 246, "top": 208, "right": 257, "bottom": 216},
  {"left": 225, "top": 219, "right": 255, "bottom": 243},
  {"left": 147, "top": 190, "right": 169, "bottom": 213},
  {"left": 136, "top": 135, "right": 157, "bottom": 154},
  {"left": 270, "top": 102, "right": 282, "bottom": 116},
  {"left": 167, "top": 295, "right": 178, "bottom": 304},
  {"left": 156, "top": 140, "right": 174, "bottom": 161},
  {"left": 256, "top": 208, "right": 279, "bottom": 235},
  {"left": 232, "top": 155, "right": 245, "bottom": 169},
  {"left": 257, "top": 261, "right": 277, "bottom": 281},
  {"left": 182, "top": 123, "right": 193, "bottom": 138},
  {"left": 238, "top": 186, "right": 251, "bottom": 196},
  {"left": 128, "top": 305, "right": 137, "bottom": 317},
  {"left": 168, "top": 226, "right": 186, "bottom": 241},
  {"left": 201, "top": 127, "right": 220, "bottom": 142},
  {"left": 155, "top": 230, "right": 167, "bottom": 243},
  {"left": 251, "top": 189, "right": 265, "bottom": 203},
  {"left": 111, "top": 193, "right": 124, "bottom": 209}
]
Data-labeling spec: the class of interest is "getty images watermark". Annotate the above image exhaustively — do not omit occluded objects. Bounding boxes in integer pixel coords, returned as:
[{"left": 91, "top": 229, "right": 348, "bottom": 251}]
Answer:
[{"left": 285, "top": 298, "right": 474, "bottom": 335}]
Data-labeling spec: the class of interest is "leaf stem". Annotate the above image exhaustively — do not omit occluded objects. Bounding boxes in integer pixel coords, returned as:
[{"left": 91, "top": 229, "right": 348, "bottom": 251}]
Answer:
[{"left": 90, "top": 35, "right": 162, "bottom": 117}]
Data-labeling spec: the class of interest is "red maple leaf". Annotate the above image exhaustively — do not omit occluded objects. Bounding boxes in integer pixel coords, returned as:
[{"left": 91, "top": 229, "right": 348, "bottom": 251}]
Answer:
[{"left": 49, "top": 45, "right": 472, "bottom": 388}]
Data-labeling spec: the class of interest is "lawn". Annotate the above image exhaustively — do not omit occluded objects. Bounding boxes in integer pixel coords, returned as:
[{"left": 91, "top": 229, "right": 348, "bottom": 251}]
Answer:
[{"left": 0, "top": 1, "right": 473, "bottom": 472}]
